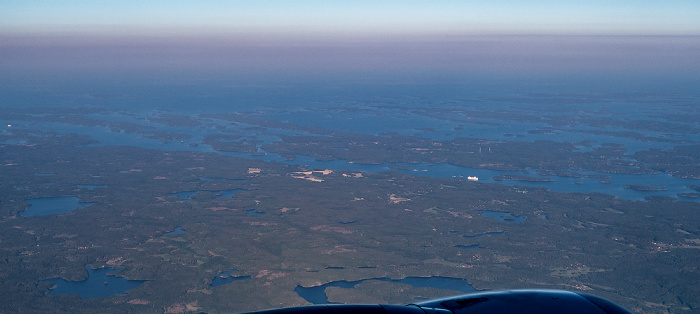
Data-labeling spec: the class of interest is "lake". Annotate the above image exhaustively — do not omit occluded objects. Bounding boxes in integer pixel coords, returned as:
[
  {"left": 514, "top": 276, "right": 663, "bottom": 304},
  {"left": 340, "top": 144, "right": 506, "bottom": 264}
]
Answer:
[
  {"left": 164, "top": 227, "right": 187, "bottom": 236},
  {"left": 295, "top": 276, "right": 476, "bottom": 304},
  {"left": 480, "top": 211, "right": 527, "bottom": 223},
  {"left": 21, "top": 197, "right": 94, "bottom": 217},
  {"left": 210, "top": 269, "right": 251, "bottom": 287},
  {"left": 42, "top": 266, "right": 145, "bottom": 299},
  {"left": 170, "top": 189, "right": 243, "bottom": 200}
]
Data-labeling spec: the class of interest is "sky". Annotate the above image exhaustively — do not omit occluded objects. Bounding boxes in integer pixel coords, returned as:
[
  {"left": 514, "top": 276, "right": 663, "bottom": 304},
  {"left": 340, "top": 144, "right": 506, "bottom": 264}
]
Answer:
[
  {"left": 1, "top": 1, "right": 699, "bottom": 92},
  {"left": 1, "top": 0, "right": 699, "bottom": 36}
]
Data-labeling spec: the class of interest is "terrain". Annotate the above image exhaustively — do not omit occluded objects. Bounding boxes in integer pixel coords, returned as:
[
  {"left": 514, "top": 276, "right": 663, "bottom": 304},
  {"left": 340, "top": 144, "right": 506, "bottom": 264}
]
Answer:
[{"left": 1, "top": 99, "right": 699, "bottom": 313}]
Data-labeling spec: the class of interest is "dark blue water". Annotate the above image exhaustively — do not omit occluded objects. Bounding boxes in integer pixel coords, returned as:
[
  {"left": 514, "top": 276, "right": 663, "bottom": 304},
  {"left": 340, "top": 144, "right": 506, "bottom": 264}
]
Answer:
[
  {"left": 295, "top": 276, "right": 476, "bottom": 304},
  {"left": 246, "top": 209, "right": 266, "bottom": 216},
  {"left": 171, "top": 191, "right": 199, "bottom": 199},
  {"left": 463, "top": 232, "right": 505, "bottom": 239},
  {"left": 480, "top": 211, "right": 527, "bottom": 223},
  {"left": 216, "top": 189, "right": 244, "bottom": 199},
  {"left": 455, "top": 244, "right": 480, "bottom": 250},
  {"left": 337, "top": 221, "right": 357, "bottom": 225},
  {"left": 42, "top": 266, "right": 145, "bottom": 299},
  {"left": 171, "top": 189, "right": 243, "bottom": 199},
  {"left": 22, "top": 197, "right": 94, "bottom": 217},
  {"left": 164, "top": 227, "right": 186, "bottom": 235},
  {"left": 210, "top": 269, "right": 251, "bottom": 287}
]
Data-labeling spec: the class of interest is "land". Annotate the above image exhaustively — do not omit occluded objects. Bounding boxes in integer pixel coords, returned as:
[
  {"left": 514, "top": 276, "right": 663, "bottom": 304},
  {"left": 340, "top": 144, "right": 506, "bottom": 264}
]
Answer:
[
  {"left": 635, "top": 146, "right": 700, "bottom": 179},
  {"left": 0, "top": 102, "right": 699, "bottom": 313},
  {"left": 0, "top": 126, "right": 698, "bottom": 313},
  {"left": 624, "top": 185, "right": 669, "bottom": 192},
  {"left": 492, "top": 175, "right": 555, "bottom": 182}
]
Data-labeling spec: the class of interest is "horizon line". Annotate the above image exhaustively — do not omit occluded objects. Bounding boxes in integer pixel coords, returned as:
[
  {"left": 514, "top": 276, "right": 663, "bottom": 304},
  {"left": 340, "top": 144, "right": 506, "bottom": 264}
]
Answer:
[{"left": 3, "top": 27, "right": 700, "bottom": 42}]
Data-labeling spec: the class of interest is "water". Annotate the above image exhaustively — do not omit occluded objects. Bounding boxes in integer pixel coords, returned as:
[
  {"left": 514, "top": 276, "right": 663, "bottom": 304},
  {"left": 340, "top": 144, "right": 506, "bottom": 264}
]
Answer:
[
  {"left": 170, "top": 189, "right": 243, "bottom": 199},
  {"left": 246, "top": 209, "right": 266, "bottom": 216},
  {"left": 210, "top": 270, "right": 251, "bottom": 287},
  {"left": 455, "top": 244, "right": 480, "bottom": 250},
  {"left": 2, "top": 79, "right": 699, "bottom": 202},
  {"left": 337, "top": 221, "right": 357, "bottom": 225},
  {"left": 164, "top": 227, "right": 186, "bottom": 235},
  {"left": 21, "top": 197, "right": 94, "bottom": 217},
  {"left": 463, "top": 232, "right": 505, "bottom": 239},
  {"left": 480, "top": 211, "right": 527, "bottom": 223},
  {"left": 42, "top": 266, "right": 145, "bottom": 299},
  {"left": 216, "top": 189, "right": 244, "bottom": 199},
  {"left": 170, "top": 191, "right": 199, "bottom": 200},
  {"left": 295, "top": 276, "right": 476, "bottom": 304}
]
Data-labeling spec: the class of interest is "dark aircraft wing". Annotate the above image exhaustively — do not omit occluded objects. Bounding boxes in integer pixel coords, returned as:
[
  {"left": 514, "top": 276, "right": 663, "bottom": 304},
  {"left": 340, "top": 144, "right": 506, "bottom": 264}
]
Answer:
[{"left": 246, "top": 289, "right": 632, "bottom": 314}]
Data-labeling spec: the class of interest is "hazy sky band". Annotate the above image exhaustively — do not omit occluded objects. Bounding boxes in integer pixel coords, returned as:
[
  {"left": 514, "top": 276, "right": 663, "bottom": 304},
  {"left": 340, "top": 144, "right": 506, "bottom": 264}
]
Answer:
[
  {"left": 3, "top": 34, "right": 699, "bottom": 76},
  {"left": 2, "top": 1, "right": 700, "bottom": 36},
  {"left": 2, "top": 1, "right": 700, "bottom": 91}
]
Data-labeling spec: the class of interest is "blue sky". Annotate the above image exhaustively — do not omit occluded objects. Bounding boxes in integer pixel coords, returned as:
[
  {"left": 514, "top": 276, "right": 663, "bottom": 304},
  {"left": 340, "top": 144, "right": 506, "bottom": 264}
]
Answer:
[{"left": 2, "top": 0, "right": 699, "bottom": 35}]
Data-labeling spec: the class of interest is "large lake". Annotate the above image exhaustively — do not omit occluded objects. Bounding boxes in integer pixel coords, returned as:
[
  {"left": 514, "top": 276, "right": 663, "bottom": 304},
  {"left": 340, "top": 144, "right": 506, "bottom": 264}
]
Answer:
[
  {"left": 42, "top": 266, "right": 145, "bottom": 299},
  {"left": 22, "top": 197, "right": 94, "bottom": 217},
  {"left": 295, "top": 276, "right": 476, "bottom": 304}
]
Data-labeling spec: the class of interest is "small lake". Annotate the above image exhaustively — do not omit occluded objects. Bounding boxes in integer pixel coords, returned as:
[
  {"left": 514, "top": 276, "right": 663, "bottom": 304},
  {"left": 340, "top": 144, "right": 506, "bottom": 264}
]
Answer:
[
  {"left": 480, "top": 211, "right": 527, "bottom": 223},
  {"left": 463, "top": 231, "right": 505, "bottom": 238},
  {"left": 295, "top": 276, "right": 476, "bottom": 304},
  {"left": 164, "top": 227, "right": 187, "bottom": 235},
  {"left": 246, "top": 209, "right": 266, "bottom": 216},
  {"left": 170, "top": 189, "right": 243, "bottom": 200},
  {"left": 171, "top": 191, "right": 199, "bottom": 199},
  {"left": 210, "top": 269, "right": 251, "bottom": 287},
  {"left": 216, "top": 189, "right": 244, "bottom": 199},
  {"left": 455, "top": 244, "right": 480, "bottom": 250},
  {"left": 43, "top": 266, "right": 145, "bottom": 299},
  {"left": 21, "top": 197, "right": 94, "bottom": 217}
]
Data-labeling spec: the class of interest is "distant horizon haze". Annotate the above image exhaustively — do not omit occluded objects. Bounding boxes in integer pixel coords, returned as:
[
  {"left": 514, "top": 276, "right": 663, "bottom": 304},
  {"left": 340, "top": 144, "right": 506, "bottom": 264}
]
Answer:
[
  {"left": 2, "top": 2, "right": 699, "bottom": 97},
  {"left": 3, "top": 33, "right": 699, "bottom": 71}
]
